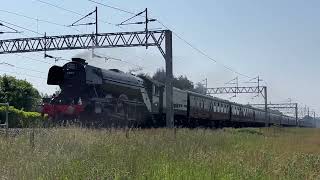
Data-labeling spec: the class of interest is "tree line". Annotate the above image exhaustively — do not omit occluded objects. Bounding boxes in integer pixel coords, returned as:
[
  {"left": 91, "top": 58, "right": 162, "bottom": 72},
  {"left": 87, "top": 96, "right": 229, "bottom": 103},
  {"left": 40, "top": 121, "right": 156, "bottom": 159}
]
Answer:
[{"left": 140, "top": 68, "right": 207, "bottom": 94}]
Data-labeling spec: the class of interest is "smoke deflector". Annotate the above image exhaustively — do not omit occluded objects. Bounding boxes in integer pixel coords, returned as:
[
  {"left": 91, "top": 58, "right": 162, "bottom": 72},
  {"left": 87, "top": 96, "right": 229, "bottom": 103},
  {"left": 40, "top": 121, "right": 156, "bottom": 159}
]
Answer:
[{"left": 47, "top": 66, "right": 64, "bottom": 85}]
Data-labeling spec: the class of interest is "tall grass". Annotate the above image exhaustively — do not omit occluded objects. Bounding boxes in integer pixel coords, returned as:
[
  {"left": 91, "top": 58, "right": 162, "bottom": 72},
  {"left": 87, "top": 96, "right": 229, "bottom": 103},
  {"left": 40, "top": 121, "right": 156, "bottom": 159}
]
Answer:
[{"left": 0, "top": 127, "right": 320, "bottom": 179}]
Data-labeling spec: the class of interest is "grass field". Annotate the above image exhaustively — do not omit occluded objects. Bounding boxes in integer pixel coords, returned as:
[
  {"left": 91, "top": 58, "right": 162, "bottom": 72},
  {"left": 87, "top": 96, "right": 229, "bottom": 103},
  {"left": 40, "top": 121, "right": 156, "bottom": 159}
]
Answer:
[{"left": 0, "top": 127, "right": 320, "bottom": 179}]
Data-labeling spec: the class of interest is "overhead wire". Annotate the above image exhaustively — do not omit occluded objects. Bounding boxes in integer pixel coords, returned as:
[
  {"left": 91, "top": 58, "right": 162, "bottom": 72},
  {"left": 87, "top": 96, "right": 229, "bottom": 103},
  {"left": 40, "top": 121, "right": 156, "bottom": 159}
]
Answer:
[
  {"left": 85, "top": 0, "right": 293, "bottom": 104},
  {"left": 91, "top": 51, "right": 145, "bottom": 69},
  {"left": 1, "top": 2, "right": 260, "bottom": 82},
  {"left": 14, "top": 54, "right": 54, "bottom": 65},
  {"left": 0, "top": 6, "right": 125, "bottom": 61},
  {"left": 87, "top": 0, "right": 253, "bottom": 79},
  {"left": 0, "top": 22, "right": 21, "bottom": 34},
  {"left": 0, "top": 61, "right": 46, "bottom": 74},
  {"left": 13, "top": 65, "right": 45, "bottom": 74},
  {"left": 0, "top": 68, "right": 46, "bottom": 80},
  {"left": 156, "top": 20, "right": 252, "bottom": 79},
  {"left": 0, "top": 1, "right": 263, "bottom": 81},
  {"left": 0, "top": 16, "right": 74, "bottom": 68},
  {"left": 35, "top": 0, "right": 114, "bottom": 26},
  {"left": 0, "top": 19, "right": 43, "bottom": 36},
  {"left": 0, "top": 9, "right": 82, "bottom": 33},
  {"left": 0, "top": 20, "right": 72, "bottom": 63},
  {"left": 0, "top": 21, "right": 57, "bottom": 78},
  {"left": 88, "top": 0, "right": 135, "bottom": 15}
]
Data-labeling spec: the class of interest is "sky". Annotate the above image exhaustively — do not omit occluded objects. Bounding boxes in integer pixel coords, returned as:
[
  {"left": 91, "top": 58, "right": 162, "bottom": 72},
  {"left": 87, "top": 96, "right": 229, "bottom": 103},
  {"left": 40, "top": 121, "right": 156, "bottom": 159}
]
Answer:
[{"left": 0, "top": 0, "right": 319, "bottom": 116}]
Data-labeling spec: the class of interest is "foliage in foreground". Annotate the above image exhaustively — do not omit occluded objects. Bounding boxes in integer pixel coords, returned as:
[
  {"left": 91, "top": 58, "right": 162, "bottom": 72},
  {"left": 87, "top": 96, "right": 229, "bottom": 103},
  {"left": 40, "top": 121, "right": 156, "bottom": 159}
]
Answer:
[
  {"left": 0, "top": 106, "right": 44, "bottom": 128},
  {"left": 0, "top": 128, "right": 320, "bottom": 179}
]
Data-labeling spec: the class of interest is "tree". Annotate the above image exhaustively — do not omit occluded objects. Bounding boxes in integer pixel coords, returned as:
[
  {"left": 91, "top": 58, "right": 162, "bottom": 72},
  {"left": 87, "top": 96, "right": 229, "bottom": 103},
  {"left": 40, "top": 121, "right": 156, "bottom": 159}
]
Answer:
[
  {"left": 152, "top": 68, "right": 166, "bottom": 84},
  {"left": 0, "top": 75, "right": 41, "bottom": 111},
  {"left": 152, "top": 68, "right": 194, "bottom": 90},
  {"left": 193, "top": 82, "right": 207, "bottom": 95},
  {"left": 173, "top": 75, "right": 194, "bottom": 90}
]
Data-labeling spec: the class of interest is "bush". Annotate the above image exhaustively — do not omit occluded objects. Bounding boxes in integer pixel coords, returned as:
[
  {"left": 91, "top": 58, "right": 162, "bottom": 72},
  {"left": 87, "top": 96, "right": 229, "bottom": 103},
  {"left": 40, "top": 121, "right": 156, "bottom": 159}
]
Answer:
[{"left": 0, "top": 106, "right": 45, "bottom": 128}]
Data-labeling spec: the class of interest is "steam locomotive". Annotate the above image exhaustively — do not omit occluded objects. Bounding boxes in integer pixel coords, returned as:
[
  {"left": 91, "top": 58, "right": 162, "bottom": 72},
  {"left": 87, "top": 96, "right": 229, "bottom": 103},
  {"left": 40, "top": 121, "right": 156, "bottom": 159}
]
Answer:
[{"left": 42, "top": 57, "right": 308, "bottom": 128}]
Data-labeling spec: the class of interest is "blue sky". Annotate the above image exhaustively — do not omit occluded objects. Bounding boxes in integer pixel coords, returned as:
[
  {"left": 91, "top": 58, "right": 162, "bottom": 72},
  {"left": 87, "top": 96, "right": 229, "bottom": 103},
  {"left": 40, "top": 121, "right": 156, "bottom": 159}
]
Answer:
[{"left": 0, "top": 0, "right": 319, "bottom": 116}]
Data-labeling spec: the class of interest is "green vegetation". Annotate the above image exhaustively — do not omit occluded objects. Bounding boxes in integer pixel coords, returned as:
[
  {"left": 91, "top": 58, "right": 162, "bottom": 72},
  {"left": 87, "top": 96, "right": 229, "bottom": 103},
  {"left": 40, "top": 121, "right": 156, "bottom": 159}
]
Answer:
[
  {"left": 0, "top": 106, "right": 44, "bottom": 128},
  {"left": 0, "top": 128, "right": 320, "bottom": 179},
  {"left": 0, "top": 75, "right": 41, "bottom": 111}
]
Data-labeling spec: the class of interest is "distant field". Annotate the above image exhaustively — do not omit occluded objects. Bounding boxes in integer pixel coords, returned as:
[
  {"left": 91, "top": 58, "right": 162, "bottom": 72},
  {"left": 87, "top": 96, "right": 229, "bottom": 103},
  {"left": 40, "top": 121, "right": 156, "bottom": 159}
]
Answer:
[{"left": 0, "top": 127, "right": 320, "bottom": 179}]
